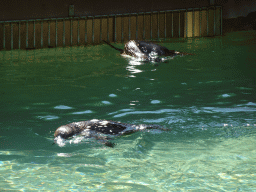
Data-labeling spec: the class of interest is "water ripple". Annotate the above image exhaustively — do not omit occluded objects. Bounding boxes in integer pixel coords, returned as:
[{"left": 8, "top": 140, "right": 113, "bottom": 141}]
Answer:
[
  {"left": 54, "top": 105, "right": 73, "bottom": 109},
  {"left": 113, "top": 109, "right": 179, "bottom": 117},
  {"left": 72, "top": 110, "right": 93, "bottom": 115}
]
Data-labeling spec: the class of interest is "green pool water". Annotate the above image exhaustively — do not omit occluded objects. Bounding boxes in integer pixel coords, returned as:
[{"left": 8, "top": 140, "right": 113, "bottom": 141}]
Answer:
[{"left": 0, "top": 31, "right": 256, "bottom": 191}]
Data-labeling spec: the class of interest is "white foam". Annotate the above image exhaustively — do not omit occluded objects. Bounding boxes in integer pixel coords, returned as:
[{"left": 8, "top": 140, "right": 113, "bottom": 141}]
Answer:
[
  {"left": 57, "top": 153, "right": 72, "bottom": 157},
  {"left": 100, "top": 121, "right": 109, "bottom": 125},
  {"left": 55, "top": 136, "right": 66, "bottom": 147},
  {"left": 69, "top": 137, "right": 84, "bottom": 144}
]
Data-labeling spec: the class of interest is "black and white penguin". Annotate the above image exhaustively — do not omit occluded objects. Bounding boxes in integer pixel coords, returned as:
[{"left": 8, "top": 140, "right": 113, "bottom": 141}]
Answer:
[
  {"left": 54, "top": 119, "right": 166, "bottom": 147},
  {"left": 103, "top": 40, "right": 193, "bottom": 62}
]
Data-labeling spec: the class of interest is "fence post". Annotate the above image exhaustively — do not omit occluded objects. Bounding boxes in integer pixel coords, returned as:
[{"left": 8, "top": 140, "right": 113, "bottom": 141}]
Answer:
[
  {"left": 164, "top": 12, "right": 166, "bottom": 40},
  {"left": 26, "top": 21, "right": 28, "bottom": 48},
  {"left": 114, "top": 15, "right": 116, "bottom": 42},
  {"left": 70, "top": 19, "right": 73, "bottom": 46},
  {"left": 85, "top": 17, "right": 87, "bottom": 43},
  {"left": 55, "top": 19, "right": 58, "bottom": 47},
  {"left": 33, "top": 21, "right": 36, "bottom": 48},
  {"left": 41, "top": 21, "right": 43, "bottom": 48},
  {"left": 157, "top": 12, "right": 159, "bottom": 39},
  {"left": 172, "top": 12, "right": 174, "bottom": 38},
  {"left": 11, "top": 23, "right": 13, "bottom": 50},
  {"left": 143, "top": 13, "right": 145, "bottom": 40},
  {"left": 92, "top": 17, "right": 94, "bottom": 43},
  {"left": 150, "top": 12, "right": 152, "bottom": 39},
  {"left": 63, "top": 19, "right": 65, "bottom": 46},
  {"left": 18, "top": 22, "right": 21, "bottom": 49},
  {"left": 48, "top": 20, "right": 50, "bottom": 47},
  {"left": 77, "top": 19, "right": 80, "bottom": 45}
]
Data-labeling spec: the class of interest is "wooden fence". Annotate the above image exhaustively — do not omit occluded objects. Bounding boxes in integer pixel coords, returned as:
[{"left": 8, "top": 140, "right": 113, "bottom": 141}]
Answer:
[{"left": 0, "top": 6, "right": 222, "bottom": 50}]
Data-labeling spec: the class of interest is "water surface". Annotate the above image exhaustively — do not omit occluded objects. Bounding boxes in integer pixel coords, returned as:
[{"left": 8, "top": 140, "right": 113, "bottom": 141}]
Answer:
[{"left": 0, "top": 31, "right": 256, "bottom": 191}]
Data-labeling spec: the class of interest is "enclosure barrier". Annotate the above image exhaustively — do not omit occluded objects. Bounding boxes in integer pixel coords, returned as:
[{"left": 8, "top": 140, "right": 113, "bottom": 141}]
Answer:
[{"left": 0, "top": 6, "right": 221, "bottom": 50}]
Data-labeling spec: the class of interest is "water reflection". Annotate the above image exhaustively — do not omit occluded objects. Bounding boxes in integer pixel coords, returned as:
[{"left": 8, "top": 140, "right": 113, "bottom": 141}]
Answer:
[
  {"left": 54, "top": 105, "right": 73, "bottom": 109},
  {"left": 151, "top": 100, "right": 161, "bottom": 104},
  {"left": 113, "top": 109, "right": 179, "bottom": 118},
  {"left": 101, "top": 101, "right": 111, "bottom": 105},
  {"left": 126, "top": 62, "right": 144, "bottom": 74},
  {"left": 124, "top": 58, "right": 150, "bottom": 76},
  {"left": 202, "top": 106, "right": 256, "bottom": 113},
  {"left": 125, "top": 58, "right": 159, "bottom": 80},
  {"left": 72, "top": 110, "right": 93, "bottom": 115},
  {"left": 37, "top": 115, "right": 59, "bottom": 120},
  {"left": 109, "top": 94, "right": 117, "bottom": 97}
]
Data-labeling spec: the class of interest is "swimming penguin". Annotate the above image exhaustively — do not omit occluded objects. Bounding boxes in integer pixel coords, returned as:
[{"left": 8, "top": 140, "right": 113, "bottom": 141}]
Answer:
[
  {"left": 54, "top": 119, "right": 167, "bottom": 147},
  {"left": 103, "top": 40, "right": 193, "bottom": 62}
]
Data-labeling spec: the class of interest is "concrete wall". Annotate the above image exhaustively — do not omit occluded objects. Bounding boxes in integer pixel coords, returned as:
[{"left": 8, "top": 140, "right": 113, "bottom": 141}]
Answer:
[
  {"left": 1, "top": 0, "right": 256, "bottom": 21},
  {"left": 1, "top": 0, "right": 210, "bottom": 21}
]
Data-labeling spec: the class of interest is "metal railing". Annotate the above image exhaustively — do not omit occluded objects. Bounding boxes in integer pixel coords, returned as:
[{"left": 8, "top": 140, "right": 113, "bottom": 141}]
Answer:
[{"left": 0, "top": 6, "right": 222, "bottom": 50}]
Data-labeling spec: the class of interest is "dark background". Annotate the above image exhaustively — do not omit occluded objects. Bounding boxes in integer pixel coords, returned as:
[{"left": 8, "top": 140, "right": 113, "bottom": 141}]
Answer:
[{"left": 1, "top": 0, "right": 256, "bottom": 21}]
